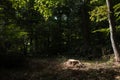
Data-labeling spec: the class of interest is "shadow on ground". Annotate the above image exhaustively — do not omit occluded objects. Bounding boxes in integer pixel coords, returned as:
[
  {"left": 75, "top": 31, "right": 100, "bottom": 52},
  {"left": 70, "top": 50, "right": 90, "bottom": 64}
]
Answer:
[{"left": 0, "top": 58, "right": 120, "bottom": 80}]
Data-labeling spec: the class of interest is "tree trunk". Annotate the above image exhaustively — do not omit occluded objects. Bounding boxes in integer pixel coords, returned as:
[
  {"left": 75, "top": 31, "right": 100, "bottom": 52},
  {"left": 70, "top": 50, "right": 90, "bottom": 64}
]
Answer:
[
  {"left": 106, "top": 0, "right": 120, "bottom": 62},
  {"left": 81, "top": 6, "right": 89, "bottom": 46},
  {"left": 80, "top": 1, "right": 91, "bottom": 52}
]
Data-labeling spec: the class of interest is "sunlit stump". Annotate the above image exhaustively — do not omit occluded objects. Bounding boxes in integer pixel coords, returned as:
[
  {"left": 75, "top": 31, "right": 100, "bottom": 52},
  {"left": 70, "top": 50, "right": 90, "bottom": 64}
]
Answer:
[{"left": 62, "top": 59, "right": 85, "bottom": 70}]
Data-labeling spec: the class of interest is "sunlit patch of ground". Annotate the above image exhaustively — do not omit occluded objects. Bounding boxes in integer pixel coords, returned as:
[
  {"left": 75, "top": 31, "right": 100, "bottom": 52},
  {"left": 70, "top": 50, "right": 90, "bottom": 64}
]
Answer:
[{"left": 0, "top": 57, "right": 120, "bottom": 80}]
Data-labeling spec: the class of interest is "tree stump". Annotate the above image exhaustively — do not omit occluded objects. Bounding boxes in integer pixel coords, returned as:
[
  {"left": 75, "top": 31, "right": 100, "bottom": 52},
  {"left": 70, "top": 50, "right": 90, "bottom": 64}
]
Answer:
[{"left": 62, "top": 59, "right": 85, "bottom": 69}]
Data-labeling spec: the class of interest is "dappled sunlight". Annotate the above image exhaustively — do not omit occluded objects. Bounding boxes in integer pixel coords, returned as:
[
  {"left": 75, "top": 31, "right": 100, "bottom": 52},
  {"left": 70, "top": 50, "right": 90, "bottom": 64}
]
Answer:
[
  {"left": 60, "top": 59, "right": 85, "bottom": 70},
  {"left": 0, "top": 58, "right": 120, "bottom": 80},
  {"left": 1, "top": 0, "right": 120, "bottom": 79},
  {"left": 58, "top": 58, "right": 120, "bottom": 80}
]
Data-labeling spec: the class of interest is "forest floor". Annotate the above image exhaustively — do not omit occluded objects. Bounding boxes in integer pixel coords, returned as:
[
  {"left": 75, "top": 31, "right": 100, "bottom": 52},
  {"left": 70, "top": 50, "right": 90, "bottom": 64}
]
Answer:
[{"left": 0, "top": 56, "right": 120, "bottom": 80}]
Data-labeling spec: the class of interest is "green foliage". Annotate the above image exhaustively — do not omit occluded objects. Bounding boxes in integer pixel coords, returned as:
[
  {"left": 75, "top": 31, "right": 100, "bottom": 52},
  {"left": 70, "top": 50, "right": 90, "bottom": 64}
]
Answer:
[
  {"left": 90, "top": 0, "right": 105, "bottom": 5},
  {"left": 34, "top": 0, "right": 67, "bottom": 20},
  {"left": 0, "top": 0, "right": 120, "bottom": 58},
  {"left": 5, "top": 24, "right": 27, "bottom": 39},
  {"left": 10, "top": 0, "right": 29, "bottom": 9},
  {"left": 90, "top": 1, "right": 120, "bottom": 23},
  {"left": 92, "top": 26, "right": 120, "bottom": 34},
  {"left": 34, "top": 0, "right": 56, "bottom": 19},
  {"left": 92, "top": 28, "right": 109, "bottom": 35},
  {"left": 1, "top": 24, "right": 28, "bottom": 51},
  {"left": 89, "top": 5, "right": 107, "bottom": 22},
  {"left": 10, "top": 0, "right": 65, "bottom": 20},
  {"left": 90, "top": 0, "right": 98, "bottom": 4},
  {"left": 114, "top": 3, "right": 120, "bottom": 21}
]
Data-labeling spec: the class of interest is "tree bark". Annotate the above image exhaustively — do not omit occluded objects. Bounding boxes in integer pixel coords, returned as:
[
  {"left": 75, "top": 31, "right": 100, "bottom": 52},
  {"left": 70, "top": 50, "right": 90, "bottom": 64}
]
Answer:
[
  {"left": 81, "top": 1, "right": 90, "bottom": 47},
  {"left": 106, "top": 0, "right": 120, "bottom": 62}
]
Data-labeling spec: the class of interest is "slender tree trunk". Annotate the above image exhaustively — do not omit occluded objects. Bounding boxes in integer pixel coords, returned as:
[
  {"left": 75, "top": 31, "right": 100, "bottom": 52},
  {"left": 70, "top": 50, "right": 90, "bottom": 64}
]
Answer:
[{"left": 106, "top": 0, "right": 120, "bottom": 62}]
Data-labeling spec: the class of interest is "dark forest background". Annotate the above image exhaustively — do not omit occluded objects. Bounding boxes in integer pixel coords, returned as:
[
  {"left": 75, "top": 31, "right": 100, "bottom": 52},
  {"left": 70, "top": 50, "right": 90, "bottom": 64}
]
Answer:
[{"left": 0, "top": 0, "right": 120, "bottom": 62}]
